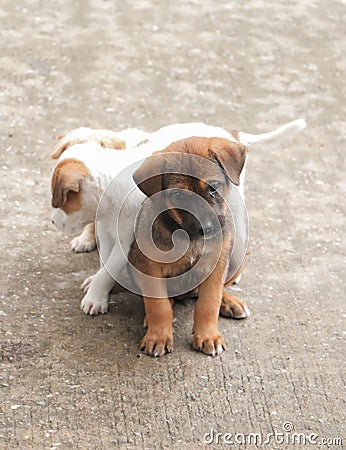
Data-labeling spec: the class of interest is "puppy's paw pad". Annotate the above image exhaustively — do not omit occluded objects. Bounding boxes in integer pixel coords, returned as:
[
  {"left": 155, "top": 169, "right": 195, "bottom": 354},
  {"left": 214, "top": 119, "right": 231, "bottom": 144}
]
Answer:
[
  {"left": 220, "top": 297, "right": 250, "bottom": 319},
  {"left": 140, "top": 329, "right": 173, "bottom": 357},
  {"left": 80, "top": 294, "right": 108, "bottom": 315},
  {"left": 193, "top": 334, "right": 225, "bottom": 356},
  {"left": 71, "top": 235, "right": 96, "bottom": 253}
]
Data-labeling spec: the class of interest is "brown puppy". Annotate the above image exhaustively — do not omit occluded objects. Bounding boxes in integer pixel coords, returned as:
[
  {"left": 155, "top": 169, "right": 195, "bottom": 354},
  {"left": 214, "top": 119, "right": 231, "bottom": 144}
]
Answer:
[{"left": 128, "top": 136, "right": 250, "bottom": 357}]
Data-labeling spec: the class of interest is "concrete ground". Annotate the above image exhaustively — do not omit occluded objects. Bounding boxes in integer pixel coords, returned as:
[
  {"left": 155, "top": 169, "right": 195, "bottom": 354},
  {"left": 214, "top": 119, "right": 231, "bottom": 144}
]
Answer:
[{"left": 0, "top": 1, "right": 345, "bottom": 449}]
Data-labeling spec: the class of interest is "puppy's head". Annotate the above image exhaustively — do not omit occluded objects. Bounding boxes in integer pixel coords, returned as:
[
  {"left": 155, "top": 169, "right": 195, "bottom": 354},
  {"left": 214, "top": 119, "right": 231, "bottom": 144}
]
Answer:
[
  {"left": 50, "top": 158, "right": 94, "bottom": 234},
  {"left": 133, "top": 136, "right": 246, "bottom": 239}
]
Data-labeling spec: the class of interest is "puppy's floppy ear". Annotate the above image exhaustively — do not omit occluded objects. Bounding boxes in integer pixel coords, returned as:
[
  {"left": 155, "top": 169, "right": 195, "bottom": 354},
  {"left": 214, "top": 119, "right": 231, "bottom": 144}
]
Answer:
[
  {"left": 133, "top": 152, "right": 166, "bottom": 197},
  {"left": 209, "top": 137, "right": 247, "bottom": 186},
  {"left": 51, "top": 160, "right": 89, "bottom": 208}
]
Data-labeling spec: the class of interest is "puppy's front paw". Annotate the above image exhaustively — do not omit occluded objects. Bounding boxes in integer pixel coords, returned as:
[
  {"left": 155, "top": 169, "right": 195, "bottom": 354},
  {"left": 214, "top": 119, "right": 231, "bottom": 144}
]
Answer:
[
  {"left": 140, "top": 328, "right": 174, "bottom": 357},
  {"left": 71, "top": 234, "right": 96, "bottom": 253},
  {"left": 192, "top": 333, "right": 225, "bottom": 356},
  {"left": 220, "top": 292, "right": 250, "bottom": 319},
  {"left": 80, "top": 292, "right": 108, "bottom": 315}
]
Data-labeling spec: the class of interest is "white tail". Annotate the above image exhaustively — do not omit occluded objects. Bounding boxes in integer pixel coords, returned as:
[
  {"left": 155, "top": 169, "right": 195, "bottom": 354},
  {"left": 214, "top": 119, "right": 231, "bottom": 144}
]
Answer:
[{"left": 237, "top": 119, "right": 307, "bottom": 147}]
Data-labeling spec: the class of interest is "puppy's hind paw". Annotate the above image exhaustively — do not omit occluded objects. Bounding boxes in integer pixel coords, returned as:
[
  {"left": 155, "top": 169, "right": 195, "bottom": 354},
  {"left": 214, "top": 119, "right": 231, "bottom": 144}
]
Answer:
[{"left": 220, "top": 291, "right": 250, "bottom": 319}]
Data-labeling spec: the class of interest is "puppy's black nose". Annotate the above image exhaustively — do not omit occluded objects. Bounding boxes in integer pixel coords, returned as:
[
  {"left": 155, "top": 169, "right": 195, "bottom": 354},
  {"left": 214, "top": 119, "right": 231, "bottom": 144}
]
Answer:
[{"left": 51, "top": 219, "right": 55, "bottom": 225}]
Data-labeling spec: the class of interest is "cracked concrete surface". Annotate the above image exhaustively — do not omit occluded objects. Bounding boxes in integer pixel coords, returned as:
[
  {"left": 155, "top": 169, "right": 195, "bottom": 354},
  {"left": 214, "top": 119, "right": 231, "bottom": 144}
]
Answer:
[{"left": 0, "top": 0, "right": 345, "bottom": 448}]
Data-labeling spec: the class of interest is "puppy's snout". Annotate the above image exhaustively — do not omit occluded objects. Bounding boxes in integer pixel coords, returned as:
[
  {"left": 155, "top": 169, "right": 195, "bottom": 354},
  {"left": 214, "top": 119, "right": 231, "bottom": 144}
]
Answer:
[{"left": 183, "top": 212, "right": 218, "bottom": 239}]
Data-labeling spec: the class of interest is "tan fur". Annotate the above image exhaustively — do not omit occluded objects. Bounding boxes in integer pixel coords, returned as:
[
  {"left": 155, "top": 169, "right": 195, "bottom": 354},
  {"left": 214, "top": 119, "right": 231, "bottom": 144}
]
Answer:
[
  {"left": 208, "top": 137, "right": 246, "bottom": 185},
  {"left": 129, "top": 136, "right": 249, "bottom": 357},
  {"left": 167, "top": 204, "right": 183, "bottom": 225},
  {"left": 51, "top": 142, "right": 69, "bottom": 160},
  {"left": 51, "top": 134, "right": 126, "bottom": 160},
  {"left": 51, "top": 159, "right": 90, "bottom": 213},
  {"left": 231, "top": 130, "right": 240, "bottom": 141},
  {"left": 99, "top": 139, "right": 126, "bottom": 150}
]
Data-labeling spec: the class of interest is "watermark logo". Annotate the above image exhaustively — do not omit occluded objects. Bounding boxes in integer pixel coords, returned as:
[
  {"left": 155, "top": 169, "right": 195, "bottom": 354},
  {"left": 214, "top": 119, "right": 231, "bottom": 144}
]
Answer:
[
  {"left": 203, "top": 423, "right": 343, "bottom": 447},
  {"left": 95, "top": 153, "right": 249, "bottom": 297}
]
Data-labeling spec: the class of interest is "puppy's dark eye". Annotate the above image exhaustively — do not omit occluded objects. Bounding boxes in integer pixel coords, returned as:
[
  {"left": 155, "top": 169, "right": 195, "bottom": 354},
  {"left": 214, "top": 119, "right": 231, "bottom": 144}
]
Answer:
[
  {"left": 208, "top": 183, "right": 221, "bottom": 197},
  {"left": 169, "top": 190, "right": 183, "bottom": 202}
]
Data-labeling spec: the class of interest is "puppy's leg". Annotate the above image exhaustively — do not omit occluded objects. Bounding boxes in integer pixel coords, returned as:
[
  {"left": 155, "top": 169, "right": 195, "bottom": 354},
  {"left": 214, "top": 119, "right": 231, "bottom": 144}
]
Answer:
[
  {"left": 97, "top": 221, "right": 115, "bottom": 267},
  {"left": 137, "top": 271, "right": 174, "bottom": 357},
  {"left": 80, "top": 268, "right": 114, "bottom": 315},
  {"left": 220, "top": 290, "right": 250, "bottom": 319},
  {"left": 143, "top": 298, "right": 174, "bottom": 328},
  {"left": 81, "top": 238, "right": 129, "bottom": 315},
  {"left": 80, "top": 222, "right": 113, "bottom": 293},
  {"left": 192, "top": 261, "right": 225, "bottom": 356},
  {"left": 71, "top": 223, "right": 96, "bottom": 253},
  {"left": 141, "top": 297, "right": 174, "bottom": 357}
]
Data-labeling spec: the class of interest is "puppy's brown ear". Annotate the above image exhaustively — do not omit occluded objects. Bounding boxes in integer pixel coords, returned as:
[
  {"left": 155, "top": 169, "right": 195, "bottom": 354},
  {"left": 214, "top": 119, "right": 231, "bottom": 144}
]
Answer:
[
  {"left": 133, "top": 153, "right": 165, "bottom": 197},
  {"left": 51, "top": 159, "right": 89, "bottom": 208},
  {"left": 209, "top": 137, "right": 247, "bottom": 186}
]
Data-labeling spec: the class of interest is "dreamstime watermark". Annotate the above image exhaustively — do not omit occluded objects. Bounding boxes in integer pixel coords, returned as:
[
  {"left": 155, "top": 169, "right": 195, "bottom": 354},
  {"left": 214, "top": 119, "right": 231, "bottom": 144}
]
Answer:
[
  {"left": 95, "top": 153, "right": 249, "bottom": 297},
  {"left": 203, "top": 423, "right": 343, "bottom": 447}
]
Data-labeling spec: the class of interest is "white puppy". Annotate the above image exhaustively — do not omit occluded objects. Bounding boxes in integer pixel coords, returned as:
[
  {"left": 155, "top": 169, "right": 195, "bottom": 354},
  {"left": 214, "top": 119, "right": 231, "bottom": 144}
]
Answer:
[
  {"left": 51, "top": 127, "right": 149, "bottom": 253},
  {"left": 51, "top": 119, "right": 306, "bottom": 315}
]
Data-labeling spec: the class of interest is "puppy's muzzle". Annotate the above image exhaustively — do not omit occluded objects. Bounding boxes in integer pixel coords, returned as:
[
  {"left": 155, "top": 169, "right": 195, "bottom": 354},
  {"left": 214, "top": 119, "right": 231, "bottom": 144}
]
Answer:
[{"left": 185, "top": 213, "right": 221, "bottom": 239}]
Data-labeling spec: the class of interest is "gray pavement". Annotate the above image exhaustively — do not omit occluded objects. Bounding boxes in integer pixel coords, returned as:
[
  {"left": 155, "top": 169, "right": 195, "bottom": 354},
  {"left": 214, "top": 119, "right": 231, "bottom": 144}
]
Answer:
[{"left": 0, "top": 1, "right": 345, "bottom": 449}]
